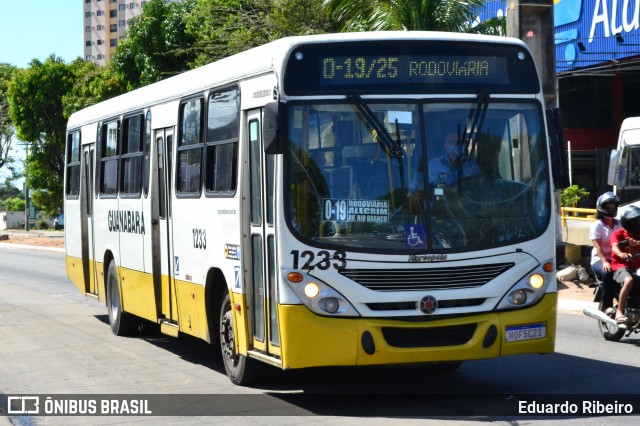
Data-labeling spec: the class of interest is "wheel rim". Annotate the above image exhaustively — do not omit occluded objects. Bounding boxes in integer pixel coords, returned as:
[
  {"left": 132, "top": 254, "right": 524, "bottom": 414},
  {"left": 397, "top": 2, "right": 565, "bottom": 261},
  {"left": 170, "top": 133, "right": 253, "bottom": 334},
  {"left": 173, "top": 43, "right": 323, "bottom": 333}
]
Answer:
[
  {"left": 599, "top": 305, "right": 622, "bottom": 337},
  {"left": 220, "top": 308, "right": 239, "bottom": 367}
]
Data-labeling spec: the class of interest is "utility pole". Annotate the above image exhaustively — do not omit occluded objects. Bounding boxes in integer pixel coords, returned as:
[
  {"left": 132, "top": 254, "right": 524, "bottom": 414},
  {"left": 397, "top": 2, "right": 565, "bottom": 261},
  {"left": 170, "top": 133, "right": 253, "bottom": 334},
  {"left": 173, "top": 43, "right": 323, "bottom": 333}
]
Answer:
[
  {"left": 506, "top": 0, "right": 556, "bottom": 108},
  {"left": 23, "top": 143, "right": 29, "bottom": 231}
]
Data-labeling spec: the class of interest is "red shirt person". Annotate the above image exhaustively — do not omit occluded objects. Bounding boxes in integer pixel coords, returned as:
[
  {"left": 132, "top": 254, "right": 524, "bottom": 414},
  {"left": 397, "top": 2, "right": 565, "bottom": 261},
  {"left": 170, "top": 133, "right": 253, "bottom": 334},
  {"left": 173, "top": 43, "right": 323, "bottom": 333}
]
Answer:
[{"left": 610, "top": 206, "right": 640, "bottom": 323}]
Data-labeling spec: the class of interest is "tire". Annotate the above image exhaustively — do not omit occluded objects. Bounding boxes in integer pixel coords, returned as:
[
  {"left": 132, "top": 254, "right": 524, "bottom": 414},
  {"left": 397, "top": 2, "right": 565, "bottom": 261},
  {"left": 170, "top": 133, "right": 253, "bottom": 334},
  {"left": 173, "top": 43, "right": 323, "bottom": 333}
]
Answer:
[
  {"left": 598, "top": 301, "right": 625, "bottom": 342},
  {"left": 219, "top": 293, "right": 261, "bottom": 385},
  {"left": 106, "top": 260, "right": 135, "bottom": 336}
]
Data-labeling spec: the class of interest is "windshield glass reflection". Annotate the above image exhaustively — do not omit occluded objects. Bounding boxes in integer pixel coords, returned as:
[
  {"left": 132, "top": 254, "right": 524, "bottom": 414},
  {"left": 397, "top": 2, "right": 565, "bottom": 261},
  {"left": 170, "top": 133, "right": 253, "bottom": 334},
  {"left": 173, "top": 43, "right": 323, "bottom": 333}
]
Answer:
[{"left": 285, "top": 100, "right": 549, "bottom": 252}]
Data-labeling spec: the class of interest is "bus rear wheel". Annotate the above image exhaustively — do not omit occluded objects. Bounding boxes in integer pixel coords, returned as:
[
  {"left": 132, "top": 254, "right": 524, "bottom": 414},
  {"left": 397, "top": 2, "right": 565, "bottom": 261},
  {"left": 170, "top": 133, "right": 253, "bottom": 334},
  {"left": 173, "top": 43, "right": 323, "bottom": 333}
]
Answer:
[
  {"left": 219, "top": 293, "right": 260, "bottom": 385},
  {"left": 106, "top": 260, "right": 135, "bottom": 336}
]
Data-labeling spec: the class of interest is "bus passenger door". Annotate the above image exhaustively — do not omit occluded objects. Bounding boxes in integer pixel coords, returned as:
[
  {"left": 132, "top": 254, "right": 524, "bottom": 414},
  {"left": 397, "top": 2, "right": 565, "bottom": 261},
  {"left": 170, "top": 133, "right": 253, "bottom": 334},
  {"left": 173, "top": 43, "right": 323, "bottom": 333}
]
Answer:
[
  {"left": 152, "top": 128, "right": 178, "bottom": 326},
  {"left": 246, "top": 110, "right": 280, "bottom": 355},
  {"left": 80, "top": 144, "right": 98, "bottom": 295}
]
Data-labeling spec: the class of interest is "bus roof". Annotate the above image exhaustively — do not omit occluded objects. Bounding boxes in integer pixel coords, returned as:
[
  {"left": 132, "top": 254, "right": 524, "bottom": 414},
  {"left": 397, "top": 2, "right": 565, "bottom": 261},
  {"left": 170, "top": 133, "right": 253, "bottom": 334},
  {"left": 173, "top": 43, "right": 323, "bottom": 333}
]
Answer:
[{"left": 67, "top": 31, "right": 527, "bottom": 129}]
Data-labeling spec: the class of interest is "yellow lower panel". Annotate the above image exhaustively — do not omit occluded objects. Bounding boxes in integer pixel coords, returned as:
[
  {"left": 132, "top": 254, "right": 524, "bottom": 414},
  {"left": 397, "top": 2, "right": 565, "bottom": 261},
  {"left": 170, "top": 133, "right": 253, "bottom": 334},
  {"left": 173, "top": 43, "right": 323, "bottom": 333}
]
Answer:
[
  {"left": 96, "top": 262, "right": 106, "bottom": 303},
  {"left": 231, "top": 293, "right": 249, "bottom": 355},
  {"left": 174, "top": 280, "right": 207, "bottom": 340},
  {"left": 500, "top": 292, "right": 557, "bottom": 356},
  {"left": 119, "top": 267, "right": 157, "bottom": 323},
  {"left": 66, "top": 256, "right": 85, "bottom": 294},
  {"left": 278, "top": 293, "right": 557, "bottom": 370}
]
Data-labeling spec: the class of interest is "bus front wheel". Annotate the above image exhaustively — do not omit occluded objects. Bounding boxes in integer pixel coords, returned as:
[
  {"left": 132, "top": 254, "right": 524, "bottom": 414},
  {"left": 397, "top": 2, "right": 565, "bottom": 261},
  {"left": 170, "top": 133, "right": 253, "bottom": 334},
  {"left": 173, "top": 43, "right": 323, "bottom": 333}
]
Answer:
[
  {"left": 219, "top": 293, "right": 260, "bottom": 385},
  {"left": 106, "top": 260, "right": 135, "bottom": 336}
]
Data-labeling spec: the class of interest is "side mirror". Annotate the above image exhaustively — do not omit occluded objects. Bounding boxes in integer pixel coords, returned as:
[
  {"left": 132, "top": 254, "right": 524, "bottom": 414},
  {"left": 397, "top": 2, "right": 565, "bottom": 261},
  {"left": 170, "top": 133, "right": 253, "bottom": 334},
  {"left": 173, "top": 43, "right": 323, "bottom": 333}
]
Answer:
[
  {"left": 607, "top": 149, "right": 619, "bottom": 186},
  {"left": 617, "top": 165, "right": 628, "bottom": 188},
  {"left": 263, "top": 102, "right": 284, "bottom": 155},
  {"left": 546, "top": 108, "right": 570, "bottom": 189}
]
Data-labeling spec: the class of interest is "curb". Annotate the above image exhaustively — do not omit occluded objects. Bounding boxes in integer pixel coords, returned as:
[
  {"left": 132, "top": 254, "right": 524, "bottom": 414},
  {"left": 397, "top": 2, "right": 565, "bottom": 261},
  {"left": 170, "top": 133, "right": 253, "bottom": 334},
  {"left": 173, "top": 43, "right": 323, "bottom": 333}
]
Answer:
[
  {"left": 0, "top": 242, "right": 64, "bottom": 253},
  {"left": 558, "top": 298, "right": 597, "bottom": 314}
]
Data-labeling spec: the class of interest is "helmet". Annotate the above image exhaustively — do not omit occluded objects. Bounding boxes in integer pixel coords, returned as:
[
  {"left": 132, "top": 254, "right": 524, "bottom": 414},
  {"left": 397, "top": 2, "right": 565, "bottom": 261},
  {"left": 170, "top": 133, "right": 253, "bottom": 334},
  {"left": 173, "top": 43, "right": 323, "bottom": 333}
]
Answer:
[
  {"left": 621, "top": 206, "right": 640, "bottom": 235},
  {"left": 596, "top": 192, "right": 619, "bottom": 218}
]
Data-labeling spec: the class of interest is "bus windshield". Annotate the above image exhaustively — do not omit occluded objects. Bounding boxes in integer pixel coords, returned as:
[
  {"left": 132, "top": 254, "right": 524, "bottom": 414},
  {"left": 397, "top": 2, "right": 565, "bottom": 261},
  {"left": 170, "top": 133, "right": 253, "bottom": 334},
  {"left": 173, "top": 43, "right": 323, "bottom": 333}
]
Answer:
[{"left": 285, "top": 99, "right": 550, "bottom": 251}]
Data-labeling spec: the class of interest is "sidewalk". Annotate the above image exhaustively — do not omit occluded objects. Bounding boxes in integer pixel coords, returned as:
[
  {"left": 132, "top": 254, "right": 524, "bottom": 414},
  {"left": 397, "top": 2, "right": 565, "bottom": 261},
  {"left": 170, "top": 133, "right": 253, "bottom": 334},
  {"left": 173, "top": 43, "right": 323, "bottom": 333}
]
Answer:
[
  {"left": 558, "top": 297, "right": 597, "bottom": 314},
  {"left": 0, "top": 229, "right": 65, "bottom": 253}
]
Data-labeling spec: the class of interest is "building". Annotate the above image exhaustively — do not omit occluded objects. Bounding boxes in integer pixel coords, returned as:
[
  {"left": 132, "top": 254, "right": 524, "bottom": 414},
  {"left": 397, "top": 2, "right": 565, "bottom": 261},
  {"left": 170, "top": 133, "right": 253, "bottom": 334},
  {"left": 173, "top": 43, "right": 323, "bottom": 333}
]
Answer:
[
  {"left": 554, "top": 0, "right": 640, "bottom": 204},
  {"left": 480, "top": 0, "right": 640, "bottom": 207},
  {"left": 83, "top": 0, "right": 149, "bottom": 66}
]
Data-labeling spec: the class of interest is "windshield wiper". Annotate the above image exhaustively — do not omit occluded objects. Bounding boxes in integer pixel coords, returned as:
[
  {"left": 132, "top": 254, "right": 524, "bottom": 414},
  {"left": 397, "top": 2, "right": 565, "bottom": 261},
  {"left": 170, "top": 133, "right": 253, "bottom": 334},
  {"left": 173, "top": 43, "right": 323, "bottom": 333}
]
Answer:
[
  {"left": 348, "top": 95, "right": 404, "bottom": 159},
  {"left": 461, "top": 93, "right": 489, "bottom": 156},
  {"left": 348, "top": 95, "right": 405, "bottom": 192}
]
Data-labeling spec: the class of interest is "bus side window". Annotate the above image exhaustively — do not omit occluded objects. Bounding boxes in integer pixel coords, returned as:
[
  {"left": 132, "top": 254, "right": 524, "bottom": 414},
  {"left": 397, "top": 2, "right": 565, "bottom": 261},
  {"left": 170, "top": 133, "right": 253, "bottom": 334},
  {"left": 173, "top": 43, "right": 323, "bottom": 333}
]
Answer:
[
  {"left": 120, "top": 114, "right": 144, "bottom": 197},
  {"left": 177, "top": 98, "right": 204, "bottom": 195},
  {"left": 205, "top": 87, "right": 239, "bottom": 195},
  {"left": 100, "top": 120, "right": 119, "bottom": 196},
  {"left": 66, "top": 131, "right": 81, "bottom": 198}
]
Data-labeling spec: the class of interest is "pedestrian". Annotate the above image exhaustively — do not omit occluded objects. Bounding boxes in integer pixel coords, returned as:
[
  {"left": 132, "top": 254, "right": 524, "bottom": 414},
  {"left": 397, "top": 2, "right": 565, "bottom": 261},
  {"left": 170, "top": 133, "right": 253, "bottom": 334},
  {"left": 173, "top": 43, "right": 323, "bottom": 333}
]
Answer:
[{"left": 589, "top": 192, "right": 621, "bottom": 313}]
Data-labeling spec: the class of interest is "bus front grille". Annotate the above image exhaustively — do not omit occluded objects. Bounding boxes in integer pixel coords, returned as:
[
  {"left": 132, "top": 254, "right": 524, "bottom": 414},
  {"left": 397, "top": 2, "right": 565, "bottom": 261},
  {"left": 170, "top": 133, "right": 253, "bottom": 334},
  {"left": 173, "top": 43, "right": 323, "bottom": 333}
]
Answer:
[
  {"left": 381, "top": 324, "right": 477, "bottom": 347},
  {"left": 366, "top": 298, "right": 486, "bottom": 311},
  {"left": 339, "top": 263, "right": 514, "bottom": 291}
]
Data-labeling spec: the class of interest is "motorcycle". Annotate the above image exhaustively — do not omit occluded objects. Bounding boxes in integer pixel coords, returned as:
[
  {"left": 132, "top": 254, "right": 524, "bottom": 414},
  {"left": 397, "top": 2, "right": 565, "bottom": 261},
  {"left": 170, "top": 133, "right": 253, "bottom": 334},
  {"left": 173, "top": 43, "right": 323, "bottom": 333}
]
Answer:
[{"left": 583, "top": 260, "right": 640, "bottom": 341}]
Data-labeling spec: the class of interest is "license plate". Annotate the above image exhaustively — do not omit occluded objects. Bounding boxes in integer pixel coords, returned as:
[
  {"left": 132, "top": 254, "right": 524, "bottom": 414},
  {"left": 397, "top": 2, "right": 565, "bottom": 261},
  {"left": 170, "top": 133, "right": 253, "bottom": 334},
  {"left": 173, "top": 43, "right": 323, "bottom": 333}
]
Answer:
[{"left": 505, "top": 323, "right": 546, "bottom": 342}]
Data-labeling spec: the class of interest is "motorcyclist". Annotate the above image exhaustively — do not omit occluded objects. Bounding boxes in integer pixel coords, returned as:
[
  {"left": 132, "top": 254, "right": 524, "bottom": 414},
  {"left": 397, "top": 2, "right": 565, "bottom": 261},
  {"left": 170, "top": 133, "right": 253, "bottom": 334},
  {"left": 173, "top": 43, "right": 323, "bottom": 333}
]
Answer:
[
  {"left": 589, "top": 192, "right": 621, "bottom": 314},
  {"left": 610, "top": 206, "right": 640, "bottom": 323}
]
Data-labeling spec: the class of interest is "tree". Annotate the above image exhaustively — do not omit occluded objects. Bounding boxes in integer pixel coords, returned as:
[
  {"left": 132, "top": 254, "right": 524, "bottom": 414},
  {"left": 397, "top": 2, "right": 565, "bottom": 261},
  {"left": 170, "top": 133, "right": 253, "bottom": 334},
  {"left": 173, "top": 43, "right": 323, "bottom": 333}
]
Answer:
[
  {"left": 0, "top": 63, "right": 17, "bottom": 176},
  {"left": 7, "top": 56, "right": 74, "bottom": 214},
  {"left": 1, "top": 196, "right": 25, "bottom": 212},
  {"left": 0, "top": 179, "right": 21, "bottom": 202},
  {"left": 186, "top": 0, "right": 336, "bottom": 67},
  {"left": 63, "top": 60, "right": 128, "bottom": 119},
  {"left": 323, "top": 0, "right": 504, "bottom": 34},
  {"left": 111, "top": 0, "right": 197, "bottom": 89}
]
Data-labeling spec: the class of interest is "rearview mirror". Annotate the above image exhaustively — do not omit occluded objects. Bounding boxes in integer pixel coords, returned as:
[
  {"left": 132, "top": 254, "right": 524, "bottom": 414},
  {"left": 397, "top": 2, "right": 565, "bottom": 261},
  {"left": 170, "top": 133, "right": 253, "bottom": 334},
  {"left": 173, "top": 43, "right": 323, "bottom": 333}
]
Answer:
[{"left": 263, "top": 102, "right": 284, "bottom": 154}]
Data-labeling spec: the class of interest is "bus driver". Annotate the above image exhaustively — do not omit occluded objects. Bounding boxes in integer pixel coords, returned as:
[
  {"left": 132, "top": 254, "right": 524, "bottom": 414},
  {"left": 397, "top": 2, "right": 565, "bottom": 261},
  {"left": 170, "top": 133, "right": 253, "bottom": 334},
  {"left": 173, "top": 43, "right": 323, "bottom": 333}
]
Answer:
[{"left": 428, "top": 133, "right": 481, "bottom": 187}]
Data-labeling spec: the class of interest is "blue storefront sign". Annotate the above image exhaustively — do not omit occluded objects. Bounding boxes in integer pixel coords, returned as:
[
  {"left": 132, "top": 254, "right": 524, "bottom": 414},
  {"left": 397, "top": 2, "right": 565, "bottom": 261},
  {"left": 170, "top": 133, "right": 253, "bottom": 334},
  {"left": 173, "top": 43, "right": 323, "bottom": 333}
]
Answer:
[
  {"left": 556, "top": 0, "right": 640, "bottom": 72},
  {"left": 477, "top": 0, "right": 640, "bottom": 73}
]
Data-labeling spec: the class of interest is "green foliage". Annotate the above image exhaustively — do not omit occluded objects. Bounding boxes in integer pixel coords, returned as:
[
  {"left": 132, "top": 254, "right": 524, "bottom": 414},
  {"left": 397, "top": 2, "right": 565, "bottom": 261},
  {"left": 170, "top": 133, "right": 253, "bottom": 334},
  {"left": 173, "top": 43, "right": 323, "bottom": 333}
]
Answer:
[
  {"left": 37, "top": 219, "right": 49, "bottom": 230},
  {"left": 112, "top": 0, "right": 197, "bottom": 90},
  {"left": 2, "top": 196, "right": 25, "bottom": 212},
  {"left": 323, "top": 0, "right": 505, "bottom": 33},
  {"left": 6, "top": 56, "right": 73, "bottom": 214},
  {"left": 0, "top": 180, "right": 21, "bottom": 201},
  {"left": 561, "top": 185, "right": 590, "bottom": 207},
  {"left": 62, "top": 60, "right": 128, "bottom": 118},
  {"left": 0, "top": 63, "right": 17, "bottom": 174},
  {"left": 186, "top": 0, "right": 336, "bottom": 67}
]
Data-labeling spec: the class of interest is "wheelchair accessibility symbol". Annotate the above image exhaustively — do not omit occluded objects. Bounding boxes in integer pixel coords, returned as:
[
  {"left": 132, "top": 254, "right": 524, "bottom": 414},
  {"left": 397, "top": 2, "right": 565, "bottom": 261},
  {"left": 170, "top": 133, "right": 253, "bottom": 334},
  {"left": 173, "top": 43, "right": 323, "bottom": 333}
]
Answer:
[{"left": 404, "top": 224, "right": 426, "bottom": 248}]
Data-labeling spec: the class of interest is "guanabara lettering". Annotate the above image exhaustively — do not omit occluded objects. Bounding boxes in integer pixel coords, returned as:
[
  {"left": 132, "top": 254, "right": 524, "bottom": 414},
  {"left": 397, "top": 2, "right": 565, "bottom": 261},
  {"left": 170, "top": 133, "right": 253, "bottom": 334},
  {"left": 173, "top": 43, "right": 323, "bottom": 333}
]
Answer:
[{"left": 107, "top": 210, "right": 146, "bottom": 235}]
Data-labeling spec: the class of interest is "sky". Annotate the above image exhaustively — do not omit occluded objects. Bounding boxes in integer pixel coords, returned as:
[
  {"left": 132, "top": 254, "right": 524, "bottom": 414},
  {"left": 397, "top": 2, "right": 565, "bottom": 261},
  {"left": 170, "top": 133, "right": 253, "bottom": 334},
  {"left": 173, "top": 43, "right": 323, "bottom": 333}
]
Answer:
[
  {"left": 0, "top": 1, "right": 83, "bottom": 186},
  {"left": 0, "top": 0, "right": 83, "bottom": 68}
]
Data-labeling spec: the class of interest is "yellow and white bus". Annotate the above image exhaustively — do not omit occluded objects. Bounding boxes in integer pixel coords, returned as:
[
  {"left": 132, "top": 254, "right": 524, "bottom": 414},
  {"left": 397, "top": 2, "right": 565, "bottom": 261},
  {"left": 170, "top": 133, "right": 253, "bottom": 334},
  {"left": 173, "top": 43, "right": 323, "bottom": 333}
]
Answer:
[{"left": 65, "top": 32, "right": 560, "bottom": 385}]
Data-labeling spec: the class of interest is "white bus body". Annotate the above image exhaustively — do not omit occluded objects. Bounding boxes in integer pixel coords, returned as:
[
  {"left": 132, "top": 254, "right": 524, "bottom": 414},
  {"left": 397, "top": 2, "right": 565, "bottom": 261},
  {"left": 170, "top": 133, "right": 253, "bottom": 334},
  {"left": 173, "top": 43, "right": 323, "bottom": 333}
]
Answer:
[{"left": 65, "top": 32, "right": 557, "bottom": 385}]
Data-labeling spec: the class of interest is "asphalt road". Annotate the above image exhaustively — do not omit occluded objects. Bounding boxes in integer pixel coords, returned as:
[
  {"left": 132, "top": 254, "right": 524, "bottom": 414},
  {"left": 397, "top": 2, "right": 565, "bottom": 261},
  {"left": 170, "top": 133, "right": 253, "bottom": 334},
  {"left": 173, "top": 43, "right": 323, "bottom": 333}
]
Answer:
[{"left": 1, "top": 247, "right": 640, "bottom": 425}]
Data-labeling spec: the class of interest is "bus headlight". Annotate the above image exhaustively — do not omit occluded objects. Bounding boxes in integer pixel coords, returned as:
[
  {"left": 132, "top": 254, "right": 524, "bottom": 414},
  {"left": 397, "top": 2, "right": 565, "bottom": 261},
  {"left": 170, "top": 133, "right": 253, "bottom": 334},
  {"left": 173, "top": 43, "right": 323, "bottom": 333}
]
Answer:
[
  {"left": 304, "top": 282, "right": 320, "bottom": 298},
  {"left": 496, "top": 260, "right": 554, "bottom": 310},
  {"left": 529, "top": 273, "right": 544, "bottom": 289},
  {"left": 508, "top": 289, "right": 528, "bottom": 305},
  {"left": 321, "top": 297, "right": 340, "bottom": 314},
  {"left": 283, "top": 269, "right": 360, "bottom": 317}
]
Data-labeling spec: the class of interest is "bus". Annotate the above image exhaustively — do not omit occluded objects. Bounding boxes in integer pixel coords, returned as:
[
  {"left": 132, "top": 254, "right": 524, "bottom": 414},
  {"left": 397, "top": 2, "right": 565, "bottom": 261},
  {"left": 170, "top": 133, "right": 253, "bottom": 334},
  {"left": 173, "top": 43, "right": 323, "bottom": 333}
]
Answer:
[{"left": 65, "top": 31, "right": 561, "bottom": 385}]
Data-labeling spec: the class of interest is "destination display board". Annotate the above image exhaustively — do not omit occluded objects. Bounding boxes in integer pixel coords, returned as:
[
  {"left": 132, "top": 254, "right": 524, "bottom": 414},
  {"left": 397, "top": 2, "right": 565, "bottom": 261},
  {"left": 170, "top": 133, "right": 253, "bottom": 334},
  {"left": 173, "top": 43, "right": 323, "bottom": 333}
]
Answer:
[{"left": 284, "top": 40, "right": 539, "bottom": 95}]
